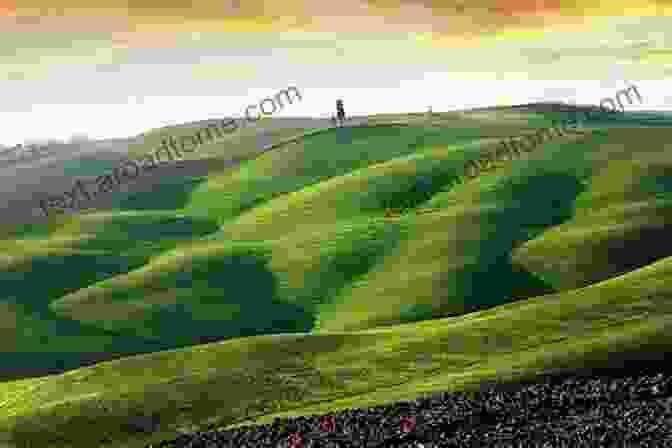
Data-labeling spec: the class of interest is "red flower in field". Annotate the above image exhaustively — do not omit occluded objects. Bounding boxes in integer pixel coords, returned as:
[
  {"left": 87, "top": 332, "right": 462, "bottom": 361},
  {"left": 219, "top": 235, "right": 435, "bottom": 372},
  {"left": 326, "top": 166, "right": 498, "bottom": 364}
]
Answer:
[
  {"left": 320, "top": 415, "right": 337, "bottom": 433},
  {"left": 400, "top": 415, "right": 416, "bottom": 433},
  {"left": 287, "top": 432, "right": 303, "bottom": 448}
]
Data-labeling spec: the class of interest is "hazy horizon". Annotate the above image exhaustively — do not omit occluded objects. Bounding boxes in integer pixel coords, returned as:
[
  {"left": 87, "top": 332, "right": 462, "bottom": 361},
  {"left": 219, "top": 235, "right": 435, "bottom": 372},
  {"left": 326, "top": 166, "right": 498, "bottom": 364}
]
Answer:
[{"left": 0, "top": 89, "right": 665, "bottom": 147}]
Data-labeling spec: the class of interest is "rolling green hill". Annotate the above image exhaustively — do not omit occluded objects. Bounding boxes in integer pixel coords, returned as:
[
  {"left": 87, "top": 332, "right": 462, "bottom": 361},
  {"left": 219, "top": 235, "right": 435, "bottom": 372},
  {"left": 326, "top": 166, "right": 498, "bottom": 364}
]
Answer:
[{"left": 1, "top": 107, "right": 671, "bottom": 447}]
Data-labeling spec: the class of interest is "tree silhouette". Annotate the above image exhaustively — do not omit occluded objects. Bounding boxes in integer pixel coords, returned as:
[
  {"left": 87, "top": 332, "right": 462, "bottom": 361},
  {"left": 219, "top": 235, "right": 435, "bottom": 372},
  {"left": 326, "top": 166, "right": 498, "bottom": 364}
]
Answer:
[{"left": 336, "top": 99, "right": 345, "bottom": 127}]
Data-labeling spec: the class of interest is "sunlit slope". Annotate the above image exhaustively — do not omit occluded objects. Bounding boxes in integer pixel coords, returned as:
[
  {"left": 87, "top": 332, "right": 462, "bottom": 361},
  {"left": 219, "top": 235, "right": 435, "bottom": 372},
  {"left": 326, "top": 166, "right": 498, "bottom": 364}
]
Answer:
[
  {"left": 2, "top": 254, "right": 672, "bottom": 448},
  {"left": 181, "top": 123, "right": 526, "bottom": 222},
  {"left": 511, "top": 127, "right": 672, "bottom": 290}
]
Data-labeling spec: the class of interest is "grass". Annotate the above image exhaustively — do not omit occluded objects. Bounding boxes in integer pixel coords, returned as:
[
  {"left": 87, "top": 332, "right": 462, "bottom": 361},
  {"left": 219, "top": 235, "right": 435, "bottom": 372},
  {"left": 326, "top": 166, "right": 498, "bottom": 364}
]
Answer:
[
  {"left": 0, "top": 107, "right": 670, "bottom": 447},
  {"left": 2, "top": 254, "right": 672, "bottom": 447}
]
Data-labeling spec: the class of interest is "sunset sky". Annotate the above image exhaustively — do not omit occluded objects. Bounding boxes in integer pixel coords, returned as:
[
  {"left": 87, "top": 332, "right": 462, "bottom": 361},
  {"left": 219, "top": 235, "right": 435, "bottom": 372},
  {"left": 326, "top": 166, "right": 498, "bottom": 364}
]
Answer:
[{"left": 1, "top": 0, "right": 671, "bottom": 145}]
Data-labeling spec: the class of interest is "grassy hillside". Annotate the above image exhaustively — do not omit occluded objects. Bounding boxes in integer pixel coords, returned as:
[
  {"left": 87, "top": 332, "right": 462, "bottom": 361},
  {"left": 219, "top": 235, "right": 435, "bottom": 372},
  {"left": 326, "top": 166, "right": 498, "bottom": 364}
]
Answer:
[
  {"left": 2, "top": 254, "right": 672, "bottom": 447},
  {"left": 1, "top": 107, "right": 671, "bottom": 447}
]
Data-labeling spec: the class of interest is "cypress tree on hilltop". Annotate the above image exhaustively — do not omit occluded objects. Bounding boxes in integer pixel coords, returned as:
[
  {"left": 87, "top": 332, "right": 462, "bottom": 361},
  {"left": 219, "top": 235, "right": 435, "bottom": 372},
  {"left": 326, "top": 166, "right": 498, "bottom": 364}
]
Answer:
[{"left": 336, "top": 99, "right": 345, "bottom": 127}]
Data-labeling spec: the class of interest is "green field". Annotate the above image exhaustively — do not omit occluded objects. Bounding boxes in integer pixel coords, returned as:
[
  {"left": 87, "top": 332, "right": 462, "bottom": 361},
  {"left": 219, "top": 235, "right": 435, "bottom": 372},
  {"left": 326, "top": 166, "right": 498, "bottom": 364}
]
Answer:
[{"left": 1, "top": 108, "right": 671, "bottom": 447}]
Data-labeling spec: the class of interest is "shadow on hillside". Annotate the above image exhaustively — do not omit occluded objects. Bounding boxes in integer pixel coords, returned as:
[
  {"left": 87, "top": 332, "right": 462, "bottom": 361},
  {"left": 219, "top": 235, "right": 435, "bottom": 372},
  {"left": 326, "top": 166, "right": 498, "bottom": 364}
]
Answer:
[
  {"left": 379, "top": 169, "right": 463, "bottom": 214},
  {"left": 1, "top": 213, "right": 219, "bottom": 311},
  {"left": 0, "top": 254, "right": 148, "bottom": 310},
  {"left": 297, "top": 220, "right": 406, "bottom": 318},
  {"left": 335, "top": 127, "right": 354, "bottom": 145},
  {"left": 584, "top": 223, "right": 672, "bottom": 287},
  {"left": 0, "top": 217, "right": 201, "bottom": 380},
  {"left": 0, "top": 253, "right": 168, "bottom": 379},
  {"left": 512, "top": 161, "right": 672, "bottom": 289},
  {"left": 144, "top": 252, "right": 314, "bottom": 347},
  {"left": 0, "top": 250, "right": 313, "bottom": 380},
  {"left": 69, "top": 215, "right": 220, "bottom": 253},
  {"left": 431, "top": 171, "right": 585, "bottom": 318}
]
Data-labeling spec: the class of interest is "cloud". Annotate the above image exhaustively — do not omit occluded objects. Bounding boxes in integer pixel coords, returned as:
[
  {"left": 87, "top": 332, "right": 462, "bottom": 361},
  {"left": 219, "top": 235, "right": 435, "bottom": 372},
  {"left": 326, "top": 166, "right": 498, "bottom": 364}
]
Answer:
[{"left": 5, "top": 71, "right": 25, "bottom": 81}]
